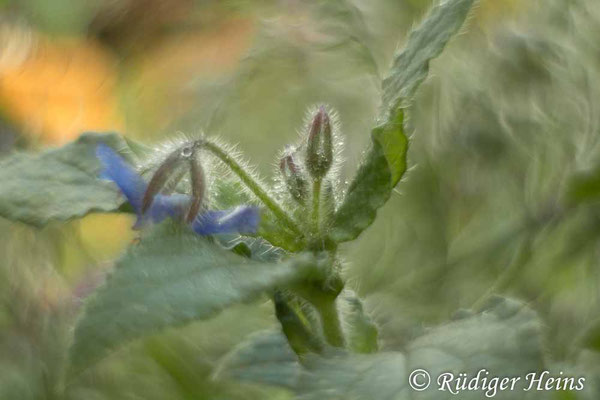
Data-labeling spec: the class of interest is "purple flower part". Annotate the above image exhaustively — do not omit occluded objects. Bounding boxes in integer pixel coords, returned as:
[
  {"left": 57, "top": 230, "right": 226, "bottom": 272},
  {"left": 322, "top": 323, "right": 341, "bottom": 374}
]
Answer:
[
  {"left": 96, "top": 144, "right": 260, "bottom": 235},
  {"left": 193, "top": 206, "right": 260, "bottom": 235},
  {"left": 96, "top": 144, "right": 146, "bottom": 212}
]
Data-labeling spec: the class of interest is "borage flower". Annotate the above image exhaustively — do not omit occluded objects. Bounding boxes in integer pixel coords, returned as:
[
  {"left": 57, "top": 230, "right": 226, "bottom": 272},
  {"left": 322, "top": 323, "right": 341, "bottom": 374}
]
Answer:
[{"left": 96, "top": 144, "right": 260, "bottom": 235}]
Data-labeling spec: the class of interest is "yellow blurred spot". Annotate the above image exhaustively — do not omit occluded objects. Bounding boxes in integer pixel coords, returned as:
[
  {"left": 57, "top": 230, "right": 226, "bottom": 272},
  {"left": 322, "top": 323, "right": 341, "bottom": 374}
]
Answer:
[
  {"left": 78, "top": 213, "right": 136, "bottom": 261},
  {"left": 0, "top": 32, "right": 123, "bottom": 145},
  {"left": 475, "top": 0, "right": 524, "bottom": 29}
]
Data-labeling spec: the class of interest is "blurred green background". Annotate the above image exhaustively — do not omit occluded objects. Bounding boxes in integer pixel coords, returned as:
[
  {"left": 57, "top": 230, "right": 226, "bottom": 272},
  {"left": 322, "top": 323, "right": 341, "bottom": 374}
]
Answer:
[{"left": 1, "top": 0, "right": 600, "bottom": 398}]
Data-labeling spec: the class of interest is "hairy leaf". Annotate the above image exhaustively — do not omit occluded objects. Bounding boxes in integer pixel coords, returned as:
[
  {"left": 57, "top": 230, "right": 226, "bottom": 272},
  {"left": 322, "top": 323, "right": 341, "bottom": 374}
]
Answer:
[
  {"left": 381, "top": 0, "right": 475, "bottom": 110},
  {"left": 217, "top": 297, "right": 545, "bottom": 399},
  {"left": 331, "top": 0, "right": 475, "bottom": 242},
  {"left": 215, "top": 330, "right": 302, "bottom": 389},
  {"left": 70, "top": 223, "right": 320, "bottom": 373},
  {"left": 0, "top": 132, "right": 132, "bottom": 226},
  {"left": 331, "top": 112, "right": 406, "bottom": 241}
]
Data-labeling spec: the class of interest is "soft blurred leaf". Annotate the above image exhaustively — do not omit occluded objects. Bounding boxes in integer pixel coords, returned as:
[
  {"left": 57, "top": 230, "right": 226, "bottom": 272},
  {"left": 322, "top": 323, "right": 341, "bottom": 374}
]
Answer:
[
  {"left": 70, "top": 222, "right": 320, "bottom": 372},
  {"left": 0, "top": 132, "right": 130, "bottom": 226},
  {"left": 215, "top": 330, "right": 301, "bottom": 389},
  {"left": 217, "top": 297, "right": 544, "bottom": 399},
  {"left": 331, "top": 0, "right": 475, "bottom": 242},
  {"left": 339, "top": 289, "right": 378, "bottom": 353},
  {"left": 122, "top": 17, "right": 254, "bottom": 138},
  {"left": 310, "top": 0, "right": 379, "bottom": 77},
  {"left": 579, "top": 318, "right": 600, "bottom": 353},
  {"left": 565, "top": 165, "right": 600, "bottom": 206}
]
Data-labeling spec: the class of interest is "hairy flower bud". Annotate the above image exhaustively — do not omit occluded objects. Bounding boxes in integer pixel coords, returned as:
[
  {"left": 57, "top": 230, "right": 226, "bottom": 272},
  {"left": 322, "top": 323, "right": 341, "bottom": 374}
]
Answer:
[
  {"left": 305, "top": 106, "right": 333, "bottom": 179},
  {"left": 280, "top": 152, "right": 308, "bottom": 204}
]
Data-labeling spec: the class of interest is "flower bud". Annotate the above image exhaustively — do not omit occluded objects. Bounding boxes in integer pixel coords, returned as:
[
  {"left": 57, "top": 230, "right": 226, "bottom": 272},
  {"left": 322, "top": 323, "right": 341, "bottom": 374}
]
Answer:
[
  {"left": 280, "top": 152, "right": 308, "bottom": 204},
  {"left": 305, "top": 106, "right": 333, "bottom": 179}
]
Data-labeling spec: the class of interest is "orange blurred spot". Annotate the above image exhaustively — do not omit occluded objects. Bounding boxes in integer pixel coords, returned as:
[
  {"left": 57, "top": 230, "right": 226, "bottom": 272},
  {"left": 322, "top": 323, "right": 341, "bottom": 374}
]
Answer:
[{"left": 0, "top": 35, "right": 123, "bottom": 145}]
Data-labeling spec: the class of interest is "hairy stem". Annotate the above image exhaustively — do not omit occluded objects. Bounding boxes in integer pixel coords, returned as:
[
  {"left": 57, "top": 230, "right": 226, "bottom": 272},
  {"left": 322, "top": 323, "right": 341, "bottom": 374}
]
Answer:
[
  {"left": 201, "top": 139, "right": 302, "bottom": 236},
  {"left": 273, "top": 291, "right": 323, "bottom": 355},
  {"left": 316, "top": 299, "right": 345, "bottom": 348},
  {"left": 311, "top": 179, "right": 322, "bottom": 236}
]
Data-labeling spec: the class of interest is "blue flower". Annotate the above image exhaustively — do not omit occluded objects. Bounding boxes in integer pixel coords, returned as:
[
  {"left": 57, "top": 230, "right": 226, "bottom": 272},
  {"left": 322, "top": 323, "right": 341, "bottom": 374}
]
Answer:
[{"left": 96, "top": 144, "right": 260, "bottom": 235}]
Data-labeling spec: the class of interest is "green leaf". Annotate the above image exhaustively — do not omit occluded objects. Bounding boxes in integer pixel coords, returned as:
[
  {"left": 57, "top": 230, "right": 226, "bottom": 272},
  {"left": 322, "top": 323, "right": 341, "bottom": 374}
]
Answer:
[
  {"left": 331, "top": 111, "right": 406, "bottom": 242},
  {"left": 0, "top": 132, "right": 131, "bottom": 227},
  {"left": 70, "top": 222, "right": 320, "bottom": 373},
  {"left": 331, "top": 0, "right": 475, "bottom": 242},
  {"left": 215, "top": 330, "right": 302, "bottom": 389},
  {"left": 217, "top": 297, "right": 545, "bottom": 399},
  {"left": 381, "top": 0, "right": 476, "bottom": 110}
]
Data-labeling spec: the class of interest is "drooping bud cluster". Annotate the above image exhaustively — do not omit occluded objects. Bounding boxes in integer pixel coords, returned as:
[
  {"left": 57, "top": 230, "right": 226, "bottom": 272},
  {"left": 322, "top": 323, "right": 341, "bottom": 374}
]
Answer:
[
  {"left": 279, "top": 151, "right": 308, "bottom": 204},
  {"left": 305, "top": 106, "right": 333, "bottom": 179},
  {"left": 273, "top": 104, "right": 343, "bottom": 239},
  {"left": 277, "top": 105, "right": 341, "bottom": 212},
  {"left": 143, "top": 141, "right": 205, "bottom": 223}
]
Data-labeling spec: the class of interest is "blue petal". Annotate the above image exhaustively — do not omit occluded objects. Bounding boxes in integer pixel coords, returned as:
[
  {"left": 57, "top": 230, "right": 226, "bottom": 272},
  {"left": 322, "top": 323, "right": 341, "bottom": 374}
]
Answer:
[
  {"left": 96, "top": 144, "right": 146, "bottom": 213},
  {"left": 192, "top": 206, "right": 260, "bottom": 235},
  {"left": 132, "top": 193, "right": 189, "bottom": 229}
]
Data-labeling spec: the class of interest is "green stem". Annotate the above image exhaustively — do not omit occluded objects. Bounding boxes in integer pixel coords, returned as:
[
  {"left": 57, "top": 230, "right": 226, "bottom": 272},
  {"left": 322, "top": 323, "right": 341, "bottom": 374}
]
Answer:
[
  {"left": 317, "top": 299, "right": 345, "bottom": 348},
  {"left": 311, "top": 179, "right": 322, "bottom": 235},
  {"left": 201, "top": 140, "right": 302, "bottom": 236},
  {"left": 273, "top": 291, "right": 323, "bottom": 355}
]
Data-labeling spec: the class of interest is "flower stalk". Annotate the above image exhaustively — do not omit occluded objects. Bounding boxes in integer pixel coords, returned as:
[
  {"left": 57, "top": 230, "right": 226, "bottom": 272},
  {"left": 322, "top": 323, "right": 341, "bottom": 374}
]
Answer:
[
  {"left": 311, "top": 178, "right": 322, "bottom": 236},
  {"left": 200, "top": 139, "right": 303, "bottom": 236},
  {"left": 317, "top": 298, "right": 345, "bottom": 348}
]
